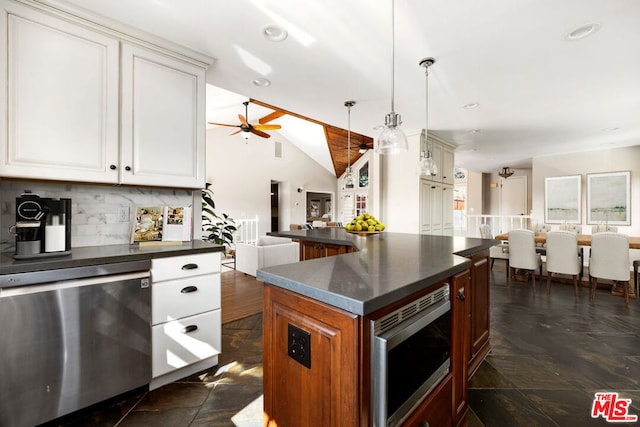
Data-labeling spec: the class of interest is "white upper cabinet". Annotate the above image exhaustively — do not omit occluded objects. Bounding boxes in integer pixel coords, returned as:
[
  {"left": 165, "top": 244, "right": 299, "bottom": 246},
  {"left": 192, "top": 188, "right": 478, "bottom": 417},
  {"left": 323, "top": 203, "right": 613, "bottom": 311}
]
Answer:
[
  {"left": 0, "top": 0, "right": 211, "bottom": 188},
  {"left": 120, "top": 44, "right": 205, "bottom": 188},
  {"left": 0, "top": 2, "right": 119, "bottom": 183}
]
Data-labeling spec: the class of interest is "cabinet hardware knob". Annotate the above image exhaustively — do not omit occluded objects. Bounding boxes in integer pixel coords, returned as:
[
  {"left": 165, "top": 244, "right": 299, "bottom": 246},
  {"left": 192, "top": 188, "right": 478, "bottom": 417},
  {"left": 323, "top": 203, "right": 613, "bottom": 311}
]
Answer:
[
  {"left": 431, "top": 186, "right": 436, "bottom": 189},
  {"left": 181, "top": 286, "right": 198, "bottom": 293},
  {"left": 181, "top": 263, "right": 199, "bottom": 270},
  {"left": 456, "top": 294, "right": 465, "bottom": 301},
  {"left": 182, "top": 325, "right": 198, "bottom": 334},
  {"left": 125, "top": 166, "right": 131, "bottom": 171},
  {"left": 109, "top": 164, "right": 116, "bottom": 170}
]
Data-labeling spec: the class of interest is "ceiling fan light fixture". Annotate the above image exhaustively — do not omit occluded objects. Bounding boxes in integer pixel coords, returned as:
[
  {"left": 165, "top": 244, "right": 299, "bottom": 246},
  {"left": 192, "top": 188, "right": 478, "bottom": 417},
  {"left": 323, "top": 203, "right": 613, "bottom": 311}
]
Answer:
[
  {"left": 358, "top": 142, "right": 368, "bottom": 154},
  {"left": 241, "top": 131, "right": 251, "bottom": 140},
  {"left": 375, "top": 0, "right": 408, "bottom": 155},
  {"left": 498, "top": 167, "right": 514, "bottom": 179}
]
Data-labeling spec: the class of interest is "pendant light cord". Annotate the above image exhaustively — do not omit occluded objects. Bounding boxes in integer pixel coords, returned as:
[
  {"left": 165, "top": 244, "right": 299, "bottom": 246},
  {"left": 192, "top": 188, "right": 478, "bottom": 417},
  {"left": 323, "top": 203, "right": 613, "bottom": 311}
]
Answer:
[
  {"left": 390, "top": 0, "right": 396, "bottom": 113},
  {"left": 424, "top": 64, "right": 429, "bottom": 156},
  {"left": 347, "top": 104, "right": 351, "bottom": 170}
]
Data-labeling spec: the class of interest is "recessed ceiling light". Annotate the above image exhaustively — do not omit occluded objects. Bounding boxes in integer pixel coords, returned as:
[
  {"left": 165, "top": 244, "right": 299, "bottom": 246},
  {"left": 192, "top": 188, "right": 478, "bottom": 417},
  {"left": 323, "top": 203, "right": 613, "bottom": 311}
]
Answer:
[
  {"left": 262, "top": 24, "right": 288, "bottom": 42},
  {"left": 469, "top": 129, "right": 481, "bottom": 134},
  {"left": 565, "top": 22, "right": 601, "bottom": 41},
  {"left": 252, "top": 78, "right": 271, "bottom": 87},
  {"left": 602, "top": 127, "right": 619, "bottom": 132},
  {"left": 462, "top": 102, "right": 479, "bottom": 109}
]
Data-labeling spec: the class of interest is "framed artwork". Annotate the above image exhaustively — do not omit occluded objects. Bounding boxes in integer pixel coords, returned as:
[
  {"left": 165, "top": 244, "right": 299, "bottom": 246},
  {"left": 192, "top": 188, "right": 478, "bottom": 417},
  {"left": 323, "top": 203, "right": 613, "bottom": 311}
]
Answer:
[
  {"left": 545, "top": 175, "right": 581, "bottom": 223},
  {"left": 587, "top": 171, "right": 631, "bottom": 225}
]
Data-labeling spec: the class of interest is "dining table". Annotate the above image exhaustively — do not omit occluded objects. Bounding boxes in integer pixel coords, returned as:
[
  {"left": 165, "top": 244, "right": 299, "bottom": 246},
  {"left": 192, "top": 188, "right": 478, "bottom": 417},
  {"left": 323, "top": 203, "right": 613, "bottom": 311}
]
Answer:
[
  {"left": 493, "top": 232, "right": 640, "bottom": 296},
  {"left": 493, "top": 232, "right": 640, "bottom": 249}
]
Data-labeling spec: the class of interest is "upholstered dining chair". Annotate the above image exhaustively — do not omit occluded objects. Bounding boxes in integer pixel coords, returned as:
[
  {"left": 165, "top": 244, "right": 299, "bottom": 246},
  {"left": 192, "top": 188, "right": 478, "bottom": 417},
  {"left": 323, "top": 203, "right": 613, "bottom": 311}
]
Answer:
[
  {"left": 508, "top": 229, "right": 542, "bottom": 291},
  {"left": 545, "top": 230, "right": 583, "bottom": 299},
  {"left": 480, "top": 224, "right": 509, "bottom": 275},
  {"left": 589, "top": 232, "right": 631, "bottom": 308}
]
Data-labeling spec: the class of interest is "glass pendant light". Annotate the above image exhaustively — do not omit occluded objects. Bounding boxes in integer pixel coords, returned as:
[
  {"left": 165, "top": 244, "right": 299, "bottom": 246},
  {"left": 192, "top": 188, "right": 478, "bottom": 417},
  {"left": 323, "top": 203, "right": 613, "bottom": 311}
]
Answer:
[
  {"left": 344, "top": 100, "right": 355, "bottom": 189},
  {"left": 417, "top": 57, "right": 438, "bottom": 176},
  {"left": 375, "top": 0, "right": 408, "bottom": 155}
]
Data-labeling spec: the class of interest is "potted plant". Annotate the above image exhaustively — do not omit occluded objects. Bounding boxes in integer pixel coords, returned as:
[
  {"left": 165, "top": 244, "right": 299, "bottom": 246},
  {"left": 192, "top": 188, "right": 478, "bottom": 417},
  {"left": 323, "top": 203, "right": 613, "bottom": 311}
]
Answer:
[{"left": 201, "top": 183, "right": 237, "bottom": 248}]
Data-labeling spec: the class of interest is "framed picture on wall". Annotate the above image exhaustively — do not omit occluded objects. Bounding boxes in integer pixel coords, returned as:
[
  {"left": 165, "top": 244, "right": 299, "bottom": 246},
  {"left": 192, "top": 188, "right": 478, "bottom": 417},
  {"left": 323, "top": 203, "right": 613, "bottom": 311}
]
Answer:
[
  {"left": 587, "top": 171, "right": 631, "bottom": 225},
  {"left": 545, "top": 175, "right": 581, "bottom": 224}
]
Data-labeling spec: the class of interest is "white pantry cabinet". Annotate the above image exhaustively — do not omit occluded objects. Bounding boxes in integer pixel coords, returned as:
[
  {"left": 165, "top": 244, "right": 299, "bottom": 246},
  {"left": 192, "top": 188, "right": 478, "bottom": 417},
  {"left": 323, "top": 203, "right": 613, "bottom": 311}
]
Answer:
[
  {"left": 0, "top": 0, "right": 210, "bottom": 189},
  {"left": 150, "top": 252, "right": 221, "bottom": 390},
  {"left": 420, "top": 179, "right": 454, "bottom": 236}
]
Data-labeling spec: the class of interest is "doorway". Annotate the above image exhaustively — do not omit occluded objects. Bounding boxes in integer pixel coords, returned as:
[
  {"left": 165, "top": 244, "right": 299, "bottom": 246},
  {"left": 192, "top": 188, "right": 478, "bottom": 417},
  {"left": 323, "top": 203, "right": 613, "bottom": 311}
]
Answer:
[
  {"left": 500, "top": 176, "right": 527, "bottom": 232},
  {"left": 306, "top": 192, "right": 333, "bottom": 222},
  {"left": 270, "top": 181, "right": 279, "bottom": 232}
]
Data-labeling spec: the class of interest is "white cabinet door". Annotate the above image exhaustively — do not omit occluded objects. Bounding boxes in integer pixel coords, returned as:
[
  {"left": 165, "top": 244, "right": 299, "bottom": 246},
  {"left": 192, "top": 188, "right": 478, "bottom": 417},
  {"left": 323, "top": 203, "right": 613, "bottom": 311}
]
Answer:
[
  {"left": 0, "top": 2, "right": 119, "bottom": 182},
  {"left": 121, "top": 43, "right": 205, "bottom": 188},
  {"left": 442, "top": 184, "right": 454, "bottom": 234},
  {"left": 441, "top": 147, "right": 455, "bottom": 185}
]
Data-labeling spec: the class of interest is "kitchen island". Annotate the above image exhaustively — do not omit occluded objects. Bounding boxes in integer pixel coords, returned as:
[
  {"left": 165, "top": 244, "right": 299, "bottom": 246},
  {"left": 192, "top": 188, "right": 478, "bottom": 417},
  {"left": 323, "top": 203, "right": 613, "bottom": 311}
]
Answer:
[{"left": 257, "top": 230, "right": 496, "bottom": 426}]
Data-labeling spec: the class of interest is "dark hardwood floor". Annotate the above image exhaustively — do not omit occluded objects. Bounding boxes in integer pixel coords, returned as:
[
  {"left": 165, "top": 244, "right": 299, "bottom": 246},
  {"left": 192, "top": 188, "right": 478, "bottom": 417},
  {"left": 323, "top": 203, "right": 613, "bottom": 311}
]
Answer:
[{"left": 42, "top": 263, "right": 640, "bottom": 427}]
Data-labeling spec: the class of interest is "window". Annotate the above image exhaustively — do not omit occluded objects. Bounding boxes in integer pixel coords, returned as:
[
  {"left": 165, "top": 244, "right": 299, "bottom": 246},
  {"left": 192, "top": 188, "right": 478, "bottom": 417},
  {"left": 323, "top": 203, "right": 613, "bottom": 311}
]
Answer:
[
  {"left": 356, "top": 193, "right": 367, "bottom": 216},
  {"left": 359, "top": 162, "right": 369, "bottom": 188}
]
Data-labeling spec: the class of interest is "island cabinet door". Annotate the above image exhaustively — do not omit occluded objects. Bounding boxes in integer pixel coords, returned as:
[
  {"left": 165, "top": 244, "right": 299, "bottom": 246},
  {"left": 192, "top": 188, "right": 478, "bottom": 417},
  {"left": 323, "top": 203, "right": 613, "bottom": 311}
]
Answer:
[
  {"left": 452, "top": 270, "right": 470, "bottom": 425},
  {"left": 468, "top": 250, "right": 491, "bottom": 375},
  {"left": 263, "top": 284, "right": 360, "bottom": 427},
  {"left": 298, "top": 240, "right": 353, "bottom": 260}
]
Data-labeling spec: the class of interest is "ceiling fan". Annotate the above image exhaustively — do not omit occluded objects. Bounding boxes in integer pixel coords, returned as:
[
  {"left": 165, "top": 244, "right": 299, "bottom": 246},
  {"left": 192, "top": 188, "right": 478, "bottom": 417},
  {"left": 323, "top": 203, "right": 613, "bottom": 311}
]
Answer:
[{"left": 208, "top": 101, "right": 282, "bottom": 139}]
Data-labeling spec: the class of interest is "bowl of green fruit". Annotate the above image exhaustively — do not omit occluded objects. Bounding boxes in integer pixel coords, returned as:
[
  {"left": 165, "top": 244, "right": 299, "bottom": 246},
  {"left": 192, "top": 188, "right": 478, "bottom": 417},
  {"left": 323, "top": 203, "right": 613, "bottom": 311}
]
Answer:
[{"left": 344, "top": 212, "right": 385, "bottom": 235}]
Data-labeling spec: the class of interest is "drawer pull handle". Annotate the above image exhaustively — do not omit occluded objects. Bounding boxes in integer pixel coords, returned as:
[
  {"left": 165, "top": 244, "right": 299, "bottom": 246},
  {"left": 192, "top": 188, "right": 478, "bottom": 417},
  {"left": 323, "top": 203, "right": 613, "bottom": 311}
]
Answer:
[
  {"left": 182, "top": 325, "right": 198, "bottom": 334},
  {"left": 181, "top": 263, "right": 198, "bottom": 270},
  {"left": 181, "top": 286, "right": 198, "bottom": 293}
]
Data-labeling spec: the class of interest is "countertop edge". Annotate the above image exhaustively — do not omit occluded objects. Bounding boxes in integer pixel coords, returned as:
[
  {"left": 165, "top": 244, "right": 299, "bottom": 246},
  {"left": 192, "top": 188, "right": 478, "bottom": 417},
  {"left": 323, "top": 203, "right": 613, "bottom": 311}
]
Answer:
[{"left": 1, "top": 241, "right": 224, "bottom": 276}]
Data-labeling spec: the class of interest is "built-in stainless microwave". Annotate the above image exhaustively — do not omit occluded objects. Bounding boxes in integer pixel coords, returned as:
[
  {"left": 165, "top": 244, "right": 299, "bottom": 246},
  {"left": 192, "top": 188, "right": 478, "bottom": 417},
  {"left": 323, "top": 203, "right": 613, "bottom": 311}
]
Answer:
[{"left": 371, "top": 283, "right": 451, "bottom": 427}]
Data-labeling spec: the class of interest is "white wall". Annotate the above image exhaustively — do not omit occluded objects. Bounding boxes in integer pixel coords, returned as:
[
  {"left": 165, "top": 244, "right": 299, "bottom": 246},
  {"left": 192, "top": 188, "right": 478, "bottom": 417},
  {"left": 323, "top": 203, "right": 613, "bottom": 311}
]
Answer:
[
  {"left": 379, "top": 130, "right": 422, "bottom": 233},
  {"left": 532, "top": 146, "right": 640, "bottom": 235},
  {"left": 205, "top": 128, "right": 337, "bottom": 236}
]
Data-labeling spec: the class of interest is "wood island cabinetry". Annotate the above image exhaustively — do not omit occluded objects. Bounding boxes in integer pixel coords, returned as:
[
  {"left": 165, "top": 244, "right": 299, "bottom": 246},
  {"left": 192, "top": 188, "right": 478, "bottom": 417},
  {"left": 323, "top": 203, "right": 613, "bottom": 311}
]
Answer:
[
  {"left": 260, "top": 231, "right": 494, "bottom": 426},
  {"left": 297, "top": 240, "right": 354, "bottom": 260}
]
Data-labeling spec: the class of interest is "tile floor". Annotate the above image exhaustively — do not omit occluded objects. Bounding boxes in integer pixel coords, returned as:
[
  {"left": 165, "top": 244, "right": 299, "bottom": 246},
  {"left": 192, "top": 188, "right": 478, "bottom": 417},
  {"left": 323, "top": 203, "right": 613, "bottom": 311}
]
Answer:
[{"left": 42, "top": 264, "right": 640, "bottom": 427}]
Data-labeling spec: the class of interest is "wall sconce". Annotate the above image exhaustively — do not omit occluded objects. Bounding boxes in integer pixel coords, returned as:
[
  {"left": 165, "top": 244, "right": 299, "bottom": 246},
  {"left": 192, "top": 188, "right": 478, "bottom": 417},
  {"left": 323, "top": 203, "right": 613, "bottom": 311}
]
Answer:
[
  {"left": 498, "top": 167, "right": 514, "bottom": 179},
  {"left": 297, "top": 187, "right": 304, "bottom": 193}
]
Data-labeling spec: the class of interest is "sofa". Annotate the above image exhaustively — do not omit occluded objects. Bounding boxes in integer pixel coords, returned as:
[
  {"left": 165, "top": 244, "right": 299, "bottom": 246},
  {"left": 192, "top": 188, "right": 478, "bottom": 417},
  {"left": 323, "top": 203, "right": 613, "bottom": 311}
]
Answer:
[{"left": 236, "top": 236, "right": 300, "bottom": 277}]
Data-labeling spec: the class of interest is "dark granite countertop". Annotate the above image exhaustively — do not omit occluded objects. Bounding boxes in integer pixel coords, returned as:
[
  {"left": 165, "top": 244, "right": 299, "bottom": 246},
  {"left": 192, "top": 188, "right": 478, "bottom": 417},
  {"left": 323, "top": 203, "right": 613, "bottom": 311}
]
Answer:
[
  {"left": 0, "top": 240, "right": 223, "bottom": 277},
  {"left": 257, "top": 230, "right": 498, "bottom": 316}
]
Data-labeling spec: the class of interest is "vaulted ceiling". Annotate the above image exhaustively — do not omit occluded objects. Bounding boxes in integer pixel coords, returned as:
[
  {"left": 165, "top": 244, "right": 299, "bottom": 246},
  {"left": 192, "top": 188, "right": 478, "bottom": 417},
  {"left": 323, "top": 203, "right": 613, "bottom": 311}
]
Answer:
[{"left": 67, "top": 0, "right": 640, "bottom": 173}]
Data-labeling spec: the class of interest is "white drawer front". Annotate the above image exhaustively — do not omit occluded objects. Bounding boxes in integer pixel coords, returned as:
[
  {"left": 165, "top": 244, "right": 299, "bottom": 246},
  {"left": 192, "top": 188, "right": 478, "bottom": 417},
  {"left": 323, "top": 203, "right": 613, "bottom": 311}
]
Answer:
[
  {"left": 152, "top": 273, "right": 220, "bottom": 325},
  {"left": 152, "top": 252, "right": 220, "bottom": 282},
  {"left": 152, "top": 309, "right": 221, "bottom": 378}
]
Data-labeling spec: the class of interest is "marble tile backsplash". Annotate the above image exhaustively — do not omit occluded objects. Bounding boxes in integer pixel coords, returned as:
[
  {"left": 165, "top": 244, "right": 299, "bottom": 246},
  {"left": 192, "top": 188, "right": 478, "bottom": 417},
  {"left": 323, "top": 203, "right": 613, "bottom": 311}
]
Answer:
[{"left": 1, "top": 180, "right": 197, "bottom": 252}]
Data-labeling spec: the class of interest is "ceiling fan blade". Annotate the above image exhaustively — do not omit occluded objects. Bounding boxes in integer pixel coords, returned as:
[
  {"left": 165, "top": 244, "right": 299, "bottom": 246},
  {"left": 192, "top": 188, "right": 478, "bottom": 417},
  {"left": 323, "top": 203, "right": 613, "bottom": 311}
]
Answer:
[
  {"left": 238, "top": 114, "right": 249, "bottom": 126},
  {"left": 258, "top": 110, "right": 285, "bottom": 124},
  {"left": 230, "top": 129, "right": 243, "bottom": 135},
  {"left": 251, "top": 128, "right": 271, "bottom": 138},
  {"left": 253, "top": 124, "right": 282, "bottom": 131},
  {"left": 208, "top": 122, "right": 241, "bottom": 127}
]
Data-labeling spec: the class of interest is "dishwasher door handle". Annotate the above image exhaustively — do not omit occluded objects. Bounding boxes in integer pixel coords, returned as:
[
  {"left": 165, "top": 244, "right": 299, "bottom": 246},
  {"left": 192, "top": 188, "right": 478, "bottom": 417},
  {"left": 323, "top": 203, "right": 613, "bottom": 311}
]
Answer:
[{"left": 0, "top": 271, "right": 150, "bottom": 297}]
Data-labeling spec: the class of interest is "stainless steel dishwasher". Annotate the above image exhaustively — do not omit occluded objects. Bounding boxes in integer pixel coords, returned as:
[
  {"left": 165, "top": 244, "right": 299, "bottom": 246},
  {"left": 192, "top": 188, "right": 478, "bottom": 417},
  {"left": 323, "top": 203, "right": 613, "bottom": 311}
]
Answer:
[{"left": 0, "top": 260, "right": 152, "bottom": 427}]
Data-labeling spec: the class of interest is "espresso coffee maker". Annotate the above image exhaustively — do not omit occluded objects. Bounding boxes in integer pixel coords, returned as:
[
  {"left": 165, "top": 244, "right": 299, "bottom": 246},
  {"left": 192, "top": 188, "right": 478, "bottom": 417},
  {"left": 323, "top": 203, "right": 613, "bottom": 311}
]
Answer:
[{"left": 14, "top": 191, "right": 72, "bottom": 259}]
